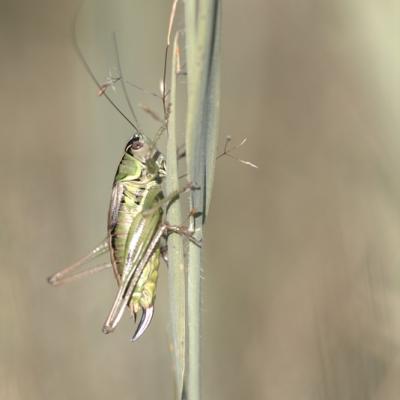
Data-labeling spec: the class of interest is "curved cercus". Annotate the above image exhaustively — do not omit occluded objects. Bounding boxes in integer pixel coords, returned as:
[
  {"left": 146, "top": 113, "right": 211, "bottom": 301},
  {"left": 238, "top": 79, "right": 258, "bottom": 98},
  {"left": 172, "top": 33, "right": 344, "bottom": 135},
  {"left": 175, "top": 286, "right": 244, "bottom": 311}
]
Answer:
[{"left": 131, "top": 306, "right": 154, "bottom": 342}]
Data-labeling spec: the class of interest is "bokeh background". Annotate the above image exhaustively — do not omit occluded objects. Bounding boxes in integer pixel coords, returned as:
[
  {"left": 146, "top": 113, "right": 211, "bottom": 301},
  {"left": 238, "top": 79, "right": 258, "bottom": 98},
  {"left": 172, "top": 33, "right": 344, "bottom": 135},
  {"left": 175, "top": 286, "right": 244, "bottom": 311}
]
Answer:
[{"left": 1, "top": 0, "right": 400, "bottom": 399}]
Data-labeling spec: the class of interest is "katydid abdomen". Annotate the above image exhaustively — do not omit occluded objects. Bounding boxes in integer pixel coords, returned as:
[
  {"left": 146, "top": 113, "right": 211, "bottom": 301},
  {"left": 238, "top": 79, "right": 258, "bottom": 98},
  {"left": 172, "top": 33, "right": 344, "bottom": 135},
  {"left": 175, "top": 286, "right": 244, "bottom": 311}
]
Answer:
[{"left": 108, "top": 180, "right": 163, "bottom": 315}]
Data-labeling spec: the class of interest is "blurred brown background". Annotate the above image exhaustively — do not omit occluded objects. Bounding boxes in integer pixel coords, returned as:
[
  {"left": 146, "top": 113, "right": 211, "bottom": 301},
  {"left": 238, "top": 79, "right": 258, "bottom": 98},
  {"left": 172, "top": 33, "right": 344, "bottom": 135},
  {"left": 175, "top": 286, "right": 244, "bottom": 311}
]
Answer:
[{"left": 1, "top": 0, "right": 400, "bottom": 399}]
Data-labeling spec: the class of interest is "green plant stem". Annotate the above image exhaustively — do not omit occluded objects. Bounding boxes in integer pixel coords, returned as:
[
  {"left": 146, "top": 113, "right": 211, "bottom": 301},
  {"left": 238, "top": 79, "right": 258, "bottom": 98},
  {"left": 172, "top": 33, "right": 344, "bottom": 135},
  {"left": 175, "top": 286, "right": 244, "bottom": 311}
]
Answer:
[
  {"left": 184, "top": 1, "right": 221, "bottom": 400},
  {"left": 166, "top": 33, "right": 186, "bottom": 400}
]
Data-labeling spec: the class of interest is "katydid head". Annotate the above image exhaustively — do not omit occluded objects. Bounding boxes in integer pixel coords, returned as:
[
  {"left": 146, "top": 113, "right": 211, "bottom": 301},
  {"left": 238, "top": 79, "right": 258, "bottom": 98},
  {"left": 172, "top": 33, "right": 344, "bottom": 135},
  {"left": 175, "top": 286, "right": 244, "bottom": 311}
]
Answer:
[
  {"left": 125, "top": 133, "right": 152, "bottom": 161},
  {"left": 125, "top": 133, "right": 166, "bottom": 178},
  {"left": 125, "top": 132, "right": 144, "bottom": 152}
]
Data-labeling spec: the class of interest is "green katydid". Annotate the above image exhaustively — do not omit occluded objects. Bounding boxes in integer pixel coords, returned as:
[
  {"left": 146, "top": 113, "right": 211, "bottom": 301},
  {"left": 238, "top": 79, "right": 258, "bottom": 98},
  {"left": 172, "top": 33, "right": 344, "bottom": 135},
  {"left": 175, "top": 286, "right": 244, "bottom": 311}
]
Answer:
[
  {"left": 48, "top": 128, "right": 198, "bottom": 340},
  {"left": 47, "top": 7, "right": 201, "bottom": 341}
]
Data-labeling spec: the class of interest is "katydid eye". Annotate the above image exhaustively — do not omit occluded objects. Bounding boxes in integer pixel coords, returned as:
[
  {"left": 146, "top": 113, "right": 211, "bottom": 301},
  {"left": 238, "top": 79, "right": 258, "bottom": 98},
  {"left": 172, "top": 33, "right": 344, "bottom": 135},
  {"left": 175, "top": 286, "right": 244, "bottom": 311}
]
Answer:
[
  {"left": 131, "top": 140, "right": 143, "bottom": 150},
  {"left": 126, "top": 134, "right": 144, "bottom": 152}
]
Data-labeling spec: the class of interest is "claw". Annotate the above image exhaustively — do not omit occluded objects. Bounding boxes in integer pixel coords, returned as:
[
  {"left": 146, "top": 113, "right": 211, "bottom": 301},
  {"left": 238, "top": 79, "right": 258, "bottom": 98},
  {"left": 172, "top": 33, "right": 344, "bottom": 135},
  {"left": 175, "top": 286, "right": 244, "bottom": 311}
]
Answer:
[{"left": 131, "top": 306, "right": 154, "bottom": 342}]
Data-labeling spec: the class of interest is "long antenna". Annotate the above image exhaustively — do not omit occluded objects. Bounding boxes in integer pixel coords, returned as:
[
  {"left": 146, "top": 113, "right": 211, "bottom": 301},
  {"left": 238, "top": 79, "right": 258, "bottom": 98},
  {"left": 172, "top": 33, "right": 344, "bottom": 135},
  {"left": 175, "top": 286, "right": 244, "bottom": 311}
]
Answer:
[
  {"left": 73, "top": 5, "right": 140, "bottom": 133},
  {"left": 112, "top": 32, "right": 140, "bottom": 127}
]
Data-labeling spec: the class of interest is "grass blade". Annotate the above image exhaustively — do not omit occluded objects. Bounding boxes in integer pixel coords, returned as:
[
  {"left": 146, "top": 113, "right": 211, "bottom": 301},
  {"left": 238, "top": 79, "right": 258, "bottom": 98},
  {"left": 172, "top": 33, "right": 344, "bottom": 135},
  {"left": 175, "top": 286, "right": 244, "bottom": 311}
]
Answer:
[
  {"left": 166, "top": 33, "right": 186, "bottom": 400},
  {"left": 183, "top": 1, "right": 221, "bottom": 399}
]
